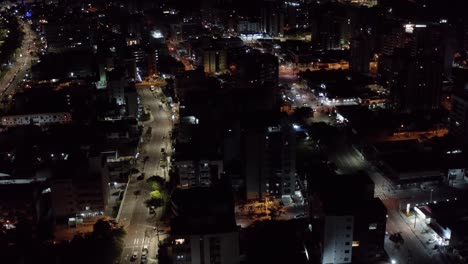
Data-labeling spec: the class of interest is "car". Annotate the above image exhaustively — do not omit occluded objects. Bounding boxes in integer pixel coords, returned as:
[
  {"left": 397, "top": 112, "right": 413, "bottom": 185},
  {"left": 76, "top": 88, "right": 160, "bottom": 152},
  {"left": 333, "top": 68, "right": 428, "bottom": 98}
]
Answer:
[
  {"left": 142, "top": 245, "right": 149, "bottom": 255},
  {"left": 141, "top": 253, "right": 147, "bottom": 263},
  {"left": 131, "top": 252, "right": 138, "bottom": 261},
  {"left": 295, "top": 213, "right": 306, "bottom": 218}
]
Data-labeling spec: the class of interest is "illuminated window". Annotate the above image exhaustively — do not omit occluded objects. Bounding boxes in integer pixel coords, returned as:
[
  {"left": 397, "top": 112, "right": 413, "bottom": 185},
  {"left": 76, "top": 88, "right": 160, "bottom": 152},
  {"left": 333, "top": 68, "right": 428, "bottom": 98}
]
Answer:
[
  {"left": 352, "top": 241, "right": 360, "bottom": 247},
  {"left": 369, "top": 223, "right": 377, "bottom": 230}
]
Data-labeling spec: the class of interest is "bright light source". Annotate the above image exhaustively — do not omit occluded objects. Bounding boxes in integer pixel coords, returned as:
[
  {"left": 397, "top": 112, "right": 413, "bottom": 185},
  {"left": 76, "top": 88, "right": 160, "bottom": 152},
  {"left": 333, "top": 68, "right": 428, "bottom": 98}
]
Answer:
[
  {"left": 391, "top": 260, "right": 397, "bottom": 264},
  {"left": 151, "top": 30, "right": 163, "bottom": 39},
  {"left": 404, "top": 24, "right": 414, "bottom": 33}
]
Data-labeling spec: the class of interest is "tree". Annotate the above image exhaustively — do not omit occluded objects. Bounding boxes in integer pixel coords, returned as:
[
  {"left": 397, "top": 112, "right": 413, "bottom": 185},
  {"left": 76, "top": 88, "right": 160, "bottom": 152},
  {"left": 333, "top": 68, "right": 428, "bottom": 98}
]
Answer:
[
  {"left": 147, "top": 175, "right": 165, "bottom": 185},
  {"left": 150, "top": 190, "right": 162, "bottom": 199},
  {"left": 57, "top": 218, "right": 126, "bottom": 264},
  {"left": 93, "top": 219, "right": 113, "bottom": 238}
]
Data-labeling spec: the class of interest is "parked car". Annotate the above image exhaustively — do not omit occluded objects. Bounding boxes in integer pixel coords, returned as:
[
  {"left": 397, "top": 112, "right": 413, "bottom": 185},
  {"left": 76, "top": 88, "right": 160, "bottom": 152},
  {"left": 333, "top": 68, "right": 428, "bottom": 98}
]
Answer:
[
  {"left": 137, "top": 173, "right": 145, "bottom": 181},
  {"left": 142, "top": 245, "right": 149, "bottom": 254},
  {"left": 131, "top": 252, "right": 138, "bottom": 261},
  {"left": 295, "top": 213, "right": 306, "bottom": 219}
]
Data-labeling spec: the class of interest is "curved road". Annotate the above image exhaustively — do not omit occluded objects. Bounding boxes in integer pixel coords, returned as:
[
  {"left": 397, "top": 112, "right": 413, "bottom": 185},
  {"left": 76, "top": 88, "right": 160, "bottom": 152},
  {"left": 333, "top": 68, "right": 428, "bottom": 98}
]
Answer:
[{"left": 1, "top": 17, "right": 37, "bottom": 107}]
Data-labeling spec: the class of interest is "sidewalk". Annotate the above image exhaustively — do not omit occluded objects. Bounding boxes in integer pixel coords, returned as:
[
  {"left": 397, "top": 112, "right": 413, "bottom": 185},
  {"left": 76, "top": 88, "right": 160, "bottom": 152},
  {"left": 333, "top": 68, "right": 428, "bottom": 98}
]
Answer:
[
  {"left": 104, "top": 182, "right": 127, "bottom": 218},
  {"left": 398, "top": 211, "right": 442, "bottom": 258}
]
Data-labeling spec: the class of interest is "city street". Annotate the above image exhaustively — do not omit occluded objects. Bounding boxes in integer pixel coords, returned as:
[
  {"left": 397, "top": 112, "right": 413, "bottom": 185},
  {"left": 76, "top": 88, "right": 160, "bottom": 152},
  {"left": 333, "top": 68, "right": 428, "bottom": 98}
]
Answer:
[
  {"left": 118, "top": 86, "right": 173, "bottom": 264},
  {"left": 0, "top": 17, "right": 37, "bottom": 106},
  {"left": 279, "top": 76, "right": 338, "bottom": 124}
]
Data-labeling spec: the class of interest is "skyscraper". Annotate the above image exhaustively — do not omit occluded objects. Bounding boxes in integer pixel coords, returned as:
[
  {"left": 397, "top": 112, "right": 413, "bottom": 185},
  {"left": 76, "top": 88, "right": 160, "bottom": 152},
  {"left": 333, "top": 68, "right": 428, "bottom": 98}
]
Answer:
[
  {"left": 350, "top": 33, "right": 372, "bottom": 74},
  {"left": 261, "top": 0, "right": 285, "bottom": 37}
]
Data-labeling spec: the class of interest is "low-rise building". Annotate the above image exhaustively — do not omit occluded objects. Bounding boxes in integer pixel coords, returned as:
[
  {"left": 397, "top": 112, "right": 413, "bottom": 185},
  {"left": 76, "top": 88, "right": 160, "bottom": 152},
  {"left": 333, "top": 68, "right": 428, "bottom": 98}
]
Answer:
[
  {"left": 414, "top": 198, "right": 468, "bottom": 248},
  {"left": 0, "top": 173, "right": 52, "bottom": 240},
  {"left": 1, "top": 112, "right": 72, "bottom": 127}
]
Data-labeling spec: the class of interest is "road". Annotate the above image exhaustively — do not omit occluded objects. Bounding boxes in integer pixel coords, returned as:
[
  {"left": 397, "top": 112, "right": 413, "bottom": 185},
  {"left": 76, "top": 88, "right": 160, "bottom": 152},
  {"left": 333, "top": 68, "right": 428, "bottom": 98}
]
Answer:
[
  {"left": 118, "top": 86, "right": 173, "bottom": 264},
  {"left": 0, "top": 17, "right": 37, "bottom": 107},
  {"left": 278, "top": 76, "right": 337, "bottom": 124},
  {"left": 167, "top": 40, "right": 194, "bottom": 71}
]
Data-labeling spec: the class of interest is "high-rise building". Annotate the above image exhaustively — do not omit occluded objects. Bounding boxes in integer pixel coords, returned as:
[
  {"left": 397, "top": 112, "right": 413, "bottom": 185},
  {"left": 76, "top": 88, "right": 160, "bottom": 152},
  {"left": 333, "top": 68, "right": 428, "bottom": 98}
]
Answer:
[
  {"left": 203, "top": 49, "right": 227, "bottom": 74},
  {"left": 50, "top": 155, "right": 110, "bottom": 222},
  {"left": 237, "top": 20, "right": 261, "bottom": 34},
  {"left": 232, "top": 50, "right": 279, "bottom": 90},
  {"left": 387, "top": 51, "right": 442, "bottom": 112},
  {"left": 317, "top": 11, "right": 342, "bottom": 50},
  {"left": 130, "top": 46, "right": 158, "bottom": 79},
  {"left": 350, "top": 33, "right": 372, "bottom": 74},
  {"left": 242, "top": 127, "right": 268, "bottom": 200},
  {"left": 449, "top": 92, "right": 468, "bottom": 145},
  {"left": 322, "top": 215, "right": 354, "bottom": 264},
  {"left": 261, "top": 0, "right": 285, "bottom": 37},
  {"left": 265, "top": 124, "right": 297, "bottom": 201},
  {"left": 379, "top": 23, "right": 447, "bottom": 112}
]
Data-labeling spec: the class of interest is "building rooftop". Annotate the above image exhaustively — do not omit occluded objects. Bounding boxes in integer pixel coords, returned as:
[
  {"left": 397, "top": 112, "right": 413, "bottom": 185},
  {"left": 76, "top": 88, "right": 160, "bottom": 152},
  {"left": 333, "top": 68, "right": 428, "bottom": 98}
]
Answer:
[
  {"left": 170, "top": 186, "right": 237, "bottom": 235},
  {"left": 308, "top": 172, "right": 375, "bottom": 204},
  {"left": 417, "top": 198, "right": 468, "bottom": 229},
  {"left": 323, "top": 197, "right": 387, "bottom": 216},
  {"left": 372, "top": 139, "right": 420, "bottom": 155},
  {"left": 381, "top": 151, "right": 442, "bottom": 173}
]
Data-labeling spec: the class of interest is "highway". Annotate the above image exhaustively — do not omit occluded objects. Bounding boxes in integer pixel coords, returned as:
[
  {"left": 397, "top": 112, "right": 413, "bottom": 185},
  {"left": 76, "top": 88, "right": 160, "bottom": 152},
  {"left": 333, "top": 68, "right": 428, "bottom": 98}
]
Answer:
[
  {"left": 0, "top": 17, "right": 37, "bottom": 108},
  {"left": 118, "top": 86, "right": 173, "bottom": 264}
]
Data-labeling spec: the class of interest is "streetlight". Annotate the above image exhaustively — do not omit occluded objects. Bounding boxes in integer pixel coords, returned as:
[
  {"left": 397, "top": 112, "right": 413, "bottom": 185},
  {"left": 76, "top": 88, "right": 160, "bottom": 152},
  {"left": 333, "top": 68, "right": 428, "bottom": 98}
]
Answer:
[{"left": 391, "top": 259, "right": 396, "bottom": 264}]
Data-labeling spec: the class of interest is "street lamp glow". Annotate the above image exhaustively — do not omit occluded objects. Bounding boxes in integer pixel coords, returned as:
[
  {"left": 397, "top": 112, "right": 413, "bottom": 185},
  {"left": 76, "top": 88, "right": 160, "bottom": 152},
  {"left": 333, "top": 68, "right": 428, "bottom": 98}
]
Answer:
[
  {"left": 151, "top": 30, "right": 163, "bottom": 39},
  {"left": 391, "top": 259, "right": 396, "bottom": 264}
]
